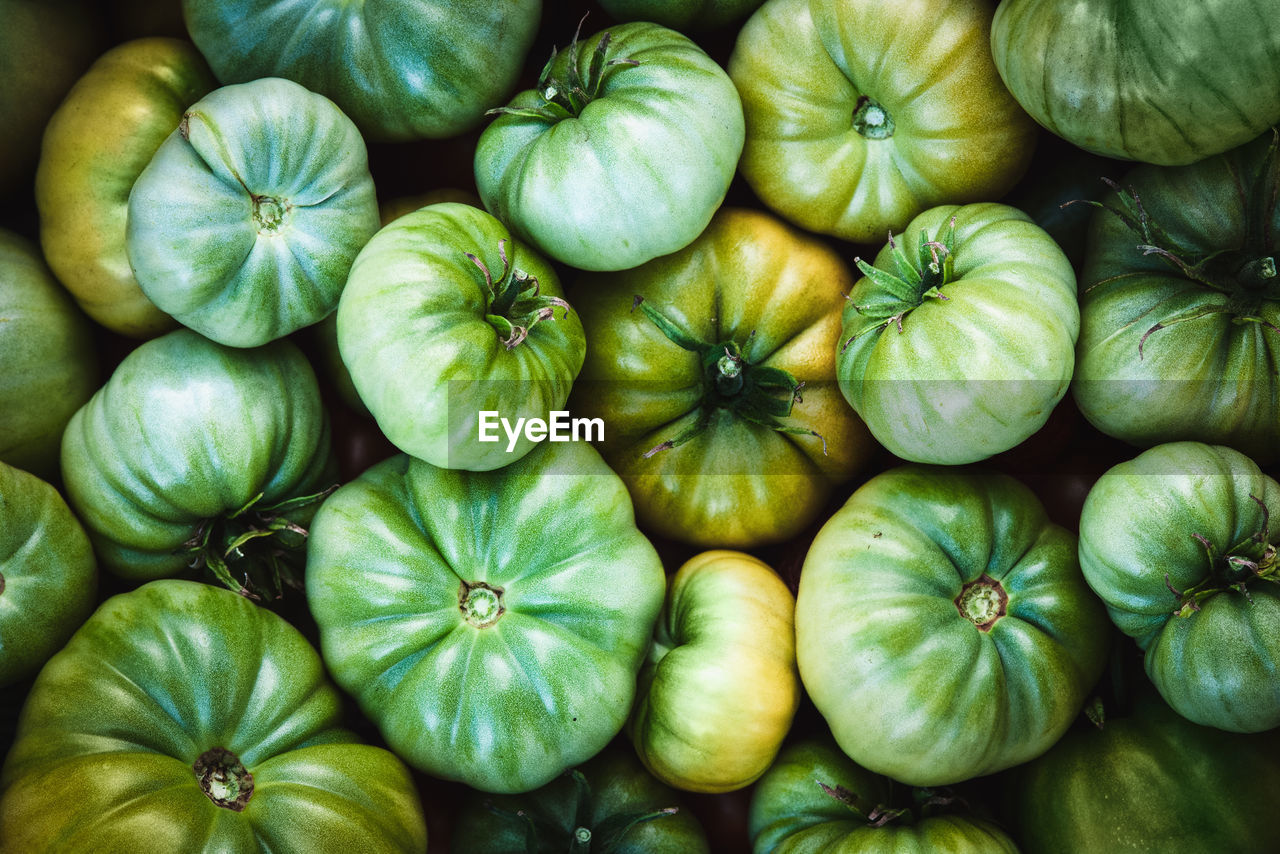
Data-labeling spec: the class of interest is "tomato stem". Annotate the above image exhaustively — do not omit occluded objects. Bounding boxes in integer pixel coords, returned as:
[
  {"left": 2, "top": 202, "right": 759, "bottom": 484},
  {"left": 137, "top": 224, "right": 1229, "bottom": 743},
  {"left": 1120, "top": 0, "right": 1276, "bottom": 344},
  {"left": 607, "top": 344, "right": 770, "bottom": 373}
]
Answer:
[
  {"left": 467, "top": 239, "right": 573, "bottom": 350},
  {"left": 852, "top": 95, "right": 895, "bottom": 139}
]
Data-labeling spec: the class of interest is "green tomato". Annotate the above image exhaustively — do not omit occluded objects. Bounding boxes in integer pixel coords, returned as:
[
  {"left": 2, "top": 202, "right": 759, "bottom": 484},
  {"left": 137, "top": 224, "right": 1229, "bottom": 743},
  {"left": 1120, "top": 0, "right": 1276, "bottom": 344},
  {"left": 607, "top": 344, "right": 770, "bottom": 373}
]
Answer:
[
  {"left": 305, "top": 441, "right": 665, "bottom": 794},
  {"left": 476, "top": 21, "right": 744, "bottom": 271},
  {"left": 796, "top": 466, "right": 1109, "bottom": 786},
  {"left": 337, "top": 203, "right": 586, "bottom": 470},
  {"left": 750, "top": 741, "right": 1018, "bottom": 854},
  {"left": 0, "top": 461, "right": 96, "bottom": 688},
  {"left": 1078, "top": 442, "right": 1280, "bottom": 732},
  {"left": 728, "top": 0, "right": 1036, "bottom": 243},
  {"left": 36, "top": 37, "right": 214, "bottom": 338},
  {"left": 0, "top": 579, "right": 428, "bottom": 852},
  {"left": 991, "top": 0, "right": 1280, "bottom": 166},
  {"left": 1005, "top": 689, "right": 1280, "bottom": 853},
  {"left": 597, "top": 0, "right": 764, "bottom": 31},
  {"left": 60, "top": 329, "right": 336, "bottom": 597},
  {"left": 127, "top": 77, "right": 379, "bottom": 348},
  {"left": 628, "top": 551, "right": 798, "bottom": 794},
  {"left": 181, "top": 0, "right": 542, "bottom": 141},
  {"left": 1072, "top": 134, "right": 1280, "bottom": 461},
  {"left": 451, "top": 749, "right": 710, "bottom": 854},
  {"left": 569, "top": 207, "right": 874, "bottom": 547},
  {"left": 837, "top": 203, "right": 1078, "bottom": 465},
  {"left": 0, "top": 229, "right": 98, "bottom": 481}
]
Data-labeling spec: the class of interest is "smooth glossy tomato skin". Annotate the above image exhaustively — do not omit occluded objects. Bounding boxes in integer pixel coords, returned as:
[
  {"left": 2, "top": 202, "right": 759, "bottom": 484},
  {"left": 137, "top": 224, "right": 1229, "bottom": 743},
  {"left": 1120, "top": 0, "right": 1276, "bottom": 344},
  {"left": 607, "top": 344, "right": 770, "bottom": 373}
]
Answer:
[
  {"left": 1072, "top": 134, "right": 1280, "bottom": 462},
  {"left": 37, "top": 37, "right": 214, "bottom": 337},
  {"left": 181, "top": 0, "right": 543, "bottom": 141},
  {"left": 306, "top": 441, "right": 665, "bottom": 794},
  {"left": 837, "top": 202, "right": 1078, "bottom": 465},
  {"left": 0, "top": 462, "right": 97, "bottom": 688},
  {"left": 991, "top": 0, "right": 1280, "bottom": 166},
  {"left": 750, "top": 741, "right": 1019, "bottom": 854},
  {"left": 796, "top": 466, "right": 1109, "bottom": 786},
  {"left": 476, "top": 21, "right": 744, "bottom": 272},
  {"left": 0, "top": 580, "right": 428, "bottom": 852},
  {"left": 1079, "top": 442, "right": 1280, "bottom": 732},
  {"left": 729, "top": 0, "right": 1035, "bottom": 243},
  {"left": 569, "top": 207, "right": 874, "bottom": 548}
]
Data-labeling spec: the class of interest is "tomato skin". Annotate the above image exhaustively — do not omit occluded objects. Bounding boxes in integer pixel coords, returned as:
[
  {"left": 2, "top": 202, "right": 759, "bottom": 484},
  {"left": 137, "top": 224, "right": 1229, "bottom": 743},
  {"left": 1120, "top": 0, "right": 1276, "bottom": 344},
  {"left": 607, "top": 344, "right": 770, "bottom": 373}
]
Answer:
[
  {"left": 729, "top": 0, "right": 1036, "bottom": 243},
  {"left": 837, "top": 202, "right": 1078, "bottom": 465},
  {"left": 991, "top": 0, "right": 1280, "bottom": 166},
  {"left": 60, "top": 329, "right": 336, "bottom": 583},
  {"left": 1071, "top": 135, "right": 1280, "bottom": 462},
  {"left": 569, "top": 207, "right": 874, "bottom": 548},
  {"left": 336, "top": 203, "right": 586, "bottom": 471},
  {"left": 305, "top": 441, "right": 665, "bottom": 794},
  {"left": 0, "top": 462, "right": 97, "bottom": 688},
  {"left": 796, "top": 465, "right": 1109, "bottom": 786},
  {"left": 1005, "top": 689, "right": 1280, "bottom": 854},
  {"left": 628, "top": 551, "right": 798, "bottom": 794},
  {"left": 750, "top": 741, "right": 1019, "bottom": 854},
  {"left": 1078, "top": 442, "right": 1280, "bottom": 732},
  {"left": 126, "top": 77, "right": 380, "bottom": 348},
  {"left": 476, "top": 21, "right": 744, "bottom": 272},
  {"left": 181, "top": 0, "right": 542, "bottom": 141},
  {"left": 36, "top": 37, "right": 214, "bottom": 338},
  {"left": 0, "top": 580, "right": 428, "bottom": 852},
  {"left": 0, "top": 229, "right": 98, "bottom": 481},
  {"left": 451, "top": 750, "right": 711, "bottom": 853}
]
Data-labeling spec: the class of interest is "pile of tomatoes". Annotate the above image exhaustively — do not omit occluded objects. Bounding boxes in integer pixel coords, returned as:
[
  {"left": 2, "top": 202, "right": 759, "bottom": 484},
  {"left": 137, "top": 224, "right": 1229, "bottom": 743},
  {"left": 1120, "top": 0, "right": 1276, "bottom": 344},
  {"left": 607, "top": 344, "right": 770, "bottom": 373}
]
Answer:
[{"left": 2, "top": 1, "right": 1279, "bottom": 852}]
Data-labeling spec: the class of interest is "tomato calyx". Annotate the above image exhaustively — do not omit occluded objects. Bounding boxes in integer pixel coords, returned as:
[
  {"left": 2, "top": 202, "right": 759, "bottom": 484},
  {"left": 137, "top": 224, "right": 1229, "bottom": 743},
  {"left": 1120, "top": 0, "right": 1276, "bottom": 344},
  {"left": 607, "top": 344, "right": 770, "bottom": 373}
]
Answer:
[
  {"left": 459, "top": 579, "right": 506, "bottom": 628},
  {"left": 818, "top": 779, "right": 969, "bottom": 827},
  {"left": 631, "top": 296, "right": 829, "bottom": 458},
  {"left": 194, "top": 747, "right": 253, "bottom": 812},
  {"left": 852, "top": 95, "right": 895, "bottom": 140},
  {"left": 179, "top": 485, "right": 337, "bottom": 601},
  {"left": 1166, "top": 495, "right": 1279, "bottom": 617},
  {"left": 1083, "top": 134, "right": 1280, "bottom": 358},
  {"left": 488, "top": 18, "right": 639, "bottom": 123},
  {"left": 954, "top": 573, "right": 1008, "bottom": 631},
  {"left": 482, "top": 768, "right": 680, "bottom": 853},
  {"left": 251, "top": 194, "right": 291, "bottom": 235},
  {"left": 467, "top": 239, "right": 573, "bottom": 350},
  {"left": 841, "top": 220, "right": 956, "bottom": 350}
]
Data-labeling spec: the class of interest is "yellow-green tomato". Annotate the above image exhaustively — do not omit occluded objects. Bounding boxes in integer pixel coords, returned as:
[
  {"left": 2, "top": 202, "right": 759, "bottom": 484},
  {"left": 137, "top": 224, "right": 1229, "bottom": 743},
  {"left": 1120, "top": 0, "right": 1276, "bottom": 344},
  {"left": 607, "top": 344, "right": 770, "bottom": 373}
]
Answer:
[
  {"left": 729, "top": 0, "right": 1035, "bottom": 243},
  {"left": 628, "top": 551, "right": 799, "bottom": 793},
  {"left": 36, "top": 37, "right": 215, "bottom": 337}
]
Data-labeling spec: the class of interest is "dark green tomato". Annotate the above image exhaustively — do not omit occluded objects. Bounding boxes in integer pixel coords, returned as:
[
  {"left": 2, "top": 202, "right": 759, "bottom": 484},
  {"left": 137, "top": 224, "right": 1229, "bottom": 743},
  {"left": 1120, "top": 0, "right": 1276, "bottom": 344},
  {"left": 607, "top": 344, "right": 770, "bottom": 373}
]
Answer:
[
  {"left": 569, "top": 207, "right": 874, "bottom": 548},
  {"left": 0, "top": 462, "right": 96, "bottom": 688},
  {"left": 60, "top": 329, "right": 336, "bottom": 598},
  {"left": 1006, "top": 690, "right": 1280, "bottom": 853},
  {"left": 796, "top": 466, "right": 1110, "bottom": 786},
  {"left": 37, "top": 36, "right": 214, "bottom": 338},
  {"left": 127, "top": 77, "right": 380, "bottom": 348},
  {"left": 992, "top": 0, "right": 1280, "bottom": 165},
  {"left": 451, "top": 750, "right": 710, "bottom": 854},
  {"left": 597, "top": 0, "right": 764, "bottom": 31},
  {"left": 476, "top": 21, "right": 744, "bottom": 271},
  {"left": 0, "top": 580, "right": 428, "bottom": 852},
  {"left": 837, "top": 202, "right": 1078, "bottom": 465},
  {"left": 1072, "top": 134, "right": 1280, "bottom": 462},
  {"left": 1079, "top": 442, "right": 1280, "bottom": 732},
  {"left": 181, "top": 0, "right": 541, "bottom": 141},
  {"left": 750, "top": 741, "right": 1018, "bottom": 854},
  {"left": 729, "top": 0, "right": 1036, "bottom": 243},
  {"left": 0, "top": 229, "right": 98, "bottom": 481},
  {"left": 337, "top": 203, "right": 586, "bottom": 470},
  {"left": 306, "top": 441, "right": 665, "bottom": 794}
]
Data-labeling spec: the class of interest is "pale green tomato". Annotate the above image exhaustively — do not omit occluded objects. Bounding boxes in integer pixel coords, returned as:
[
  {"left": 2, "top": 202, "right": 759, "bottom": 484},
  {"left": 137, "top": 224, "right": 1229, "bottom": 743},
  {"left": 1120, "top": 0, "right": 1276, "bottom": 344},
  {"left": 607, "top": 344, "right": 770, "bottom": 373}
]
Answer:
[{"left": 127, "top": 77, "right": 379, "bottom": 347}]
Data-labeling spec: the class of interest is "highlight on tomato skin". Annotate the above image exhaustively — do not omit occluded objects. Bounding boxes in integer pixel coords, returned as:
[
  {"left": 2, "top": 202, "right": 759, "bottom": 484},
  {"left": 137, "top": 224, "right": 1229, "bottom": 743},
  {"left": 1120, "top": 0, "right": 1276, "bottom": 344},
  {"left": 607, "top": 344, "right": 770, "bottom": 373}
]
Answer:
[{"left": 1, "top": 2, "right": 1277, "bottom": 852}]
